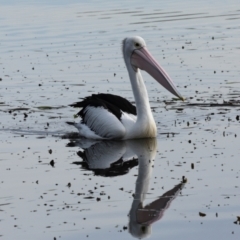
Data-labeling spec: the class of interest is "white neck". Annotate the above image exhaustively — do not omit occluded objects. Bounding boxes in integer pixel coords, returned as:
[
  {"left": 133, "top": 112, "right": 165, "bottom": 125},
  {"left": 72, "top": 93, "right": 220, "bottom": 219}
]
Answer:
[
  {"left": 129, "top": 68, "right": 151, "bottom": 118},
  {"left": 125, "top": 63, "right": 157, "bottom": 139}
]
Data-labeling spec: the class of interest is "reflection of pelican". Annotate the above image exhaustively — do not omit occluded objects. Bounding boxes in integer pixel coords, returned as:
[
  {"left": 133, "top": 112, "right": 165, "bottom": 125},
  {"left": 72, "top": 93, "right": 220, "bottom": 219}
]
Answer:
[
  {"left": 68, "top": 138, "right": 156, "bottom": 178},
  {"left": 67, "top": 138, "right": 186, "bottom": 238},
  {"left": 68, "top": 36, "right": 183, "bottom": 140}
]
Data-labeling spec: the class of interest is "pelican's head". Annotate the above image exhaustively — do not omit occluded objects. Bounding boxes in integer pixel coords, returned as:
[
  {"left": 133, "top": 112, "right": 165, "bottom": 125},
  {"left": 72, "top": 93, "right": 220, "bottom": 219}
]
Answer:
[
  {"left": 122, "top": 36, "right": 147, "bottom": 59},
  {"left": 122, "top": 36, "right": 184, "bottom": 101}
]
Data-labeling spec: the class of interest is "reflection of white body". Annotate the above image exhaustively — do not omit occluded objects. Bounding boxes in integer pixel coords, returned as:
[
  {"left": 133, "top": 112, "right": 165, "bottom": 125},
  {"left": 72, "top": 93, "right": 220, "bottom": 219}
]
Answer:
[
  {"left": 70, "top": 138, "right": 152, "bottom": 172},
  {"left": 68, "top": 36, "right": 183, "bottom": 140}
]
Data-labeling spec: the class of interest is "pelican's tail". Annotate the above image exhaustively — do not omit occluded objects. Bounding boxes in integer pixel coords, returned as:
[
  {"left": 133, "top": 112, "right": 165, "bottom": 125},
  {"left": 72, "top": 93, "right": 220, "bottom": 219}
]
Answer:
[{"left": 66, "top": 121, "right": 104, "bottom": 140}]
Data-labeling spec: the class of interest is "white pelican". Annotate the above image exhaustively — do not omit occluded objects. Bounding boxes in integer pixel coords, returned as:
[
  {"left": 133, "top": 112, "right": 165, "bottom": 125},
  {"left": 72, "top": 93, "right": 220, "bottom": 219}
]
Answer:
[{"left": 68, "top": 36, "right": 184, "bottom": 139}]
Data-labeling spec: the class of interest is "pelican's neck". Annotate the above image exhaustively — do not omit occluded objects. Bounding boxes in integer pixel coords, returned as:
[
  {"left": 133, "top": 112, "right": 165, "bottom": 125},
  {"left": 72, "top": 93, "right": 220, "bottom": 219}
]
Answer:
[{"left": 128, "top": 66, "right": 153, "bottom": 120}]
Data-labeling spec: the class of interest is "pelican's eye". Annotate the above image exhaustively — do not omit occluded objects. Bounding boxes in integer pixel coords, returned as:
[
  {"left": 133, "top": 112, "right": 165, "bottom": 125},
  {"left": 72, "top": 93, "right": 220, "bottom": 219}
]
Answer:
[{"left": 135, "top": 42, "right": 140, "bottom": 47}]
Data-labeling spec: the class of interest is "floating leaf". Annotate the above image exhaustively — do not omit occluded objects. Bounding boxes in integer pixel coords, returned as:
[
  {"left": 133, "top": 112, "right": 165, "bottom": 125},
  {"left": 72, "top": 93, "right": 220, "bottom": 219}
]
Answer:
[
  {"left": 172, "top": 97, "right": 184, "bottom": 101},
  {"left": 199, "top": 212, "right": 206, "bottom": 217},
  {"left": 9, "top": 107, "right": 29, "bottom": 111},
  {"left": 37, "top": 106, "right": 53, "bottom": 110},
  {"left": 226, "top": 82, "right": 239, "bottom": 84},
  {"left": 36, "top": 106, "right": 65, "bottom": 110}
]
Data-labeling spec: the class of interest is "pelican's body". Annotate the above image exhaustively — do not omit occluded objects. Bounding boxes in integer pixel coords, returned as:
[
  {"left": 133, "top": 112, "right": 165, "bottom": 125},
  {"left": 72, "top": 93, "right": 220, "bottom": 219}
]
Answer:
[{"left": 68, "top": 36, "right": 183, "bottom": 140}]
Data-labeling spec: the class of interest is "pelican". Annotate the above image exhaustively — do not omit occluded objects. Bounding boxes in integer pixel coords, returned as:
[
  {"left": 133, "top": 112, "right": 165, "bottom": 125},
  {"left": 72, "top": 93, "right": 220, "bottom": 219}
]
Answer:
[{"left": 68, "top": 36, "right": 184, "bottom": 140}]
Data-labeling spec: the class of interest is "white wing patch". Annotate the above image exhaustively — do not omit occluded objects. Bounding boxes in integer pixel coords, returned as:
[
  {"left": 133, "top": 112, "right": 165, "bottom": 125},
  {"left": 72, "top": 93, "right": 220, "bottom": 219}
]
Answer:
[
  {"left": 120, "top": 112, "right": 137, "bottom": 133},
  {"left": 82, "top": 106, "right": 125, "bottom": 139}
]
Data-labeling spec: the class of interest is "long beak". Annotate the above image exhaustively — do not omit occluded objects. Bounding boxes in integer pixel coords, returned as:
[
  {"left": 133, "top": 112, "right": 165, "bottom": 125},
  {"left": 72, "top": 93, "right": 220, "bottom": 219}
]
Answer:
[{"left": 131, "top": 47, "right": 184, "bottom": 100}]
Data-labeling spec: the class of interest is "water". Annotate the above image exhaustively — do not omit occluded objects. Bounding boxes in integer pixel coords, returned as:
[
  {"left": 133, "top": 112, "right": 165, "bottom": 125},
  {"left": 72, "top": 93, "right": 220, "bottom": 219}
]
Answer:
[{"left": 0, "top": 0, "right": 240, "bottom": 239}]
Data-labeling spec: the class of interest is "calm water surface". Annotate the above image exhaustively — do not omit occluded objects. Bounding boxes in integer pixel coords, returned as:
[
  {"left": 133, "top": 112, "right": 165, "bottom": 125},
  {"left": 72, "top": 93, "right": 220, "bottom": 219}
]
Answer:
[{"left": 0, "top": 0, "right": 240, "bottom": 239}]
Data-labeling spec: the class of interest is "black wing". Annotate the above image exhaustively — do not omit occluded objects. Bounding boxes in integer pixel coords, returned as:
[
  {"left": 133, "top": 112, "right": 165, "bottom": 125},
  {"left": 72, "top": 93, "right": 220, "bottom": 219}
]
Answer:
[{"left": 70, "top": 93, "right": 137, "bottom": 120}]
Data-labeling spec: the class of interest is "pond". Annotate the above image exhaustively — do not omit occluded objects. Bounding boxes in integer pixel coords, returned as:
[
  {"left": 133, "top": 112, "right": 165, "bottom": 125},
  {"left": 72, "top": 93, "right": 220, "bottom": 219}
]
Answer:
[{"left": 0, "top": 0, "right": 240, "bottom": 239}]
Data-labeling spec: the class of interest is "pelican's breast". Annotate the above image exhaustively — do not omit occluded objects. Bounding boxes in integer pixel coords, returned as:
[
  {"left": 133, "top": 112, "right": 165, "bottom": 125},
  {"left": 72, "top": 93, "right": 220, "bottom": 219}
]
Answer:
[
  {"left": 124, "top": 118, "right": 157, "bottom": 139},
  {"left": 141, "top": 119, "right": 157, "bottom": 138}
]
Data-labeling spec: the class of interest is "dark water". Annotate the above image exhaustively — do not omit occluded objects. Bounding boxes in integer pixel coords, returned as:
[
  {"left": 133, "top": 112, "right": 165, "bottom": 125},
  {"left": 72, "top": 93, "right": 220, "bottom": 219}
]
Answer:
[{"left": 0, "top": 0, "right": 240, "bottom": 239}]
